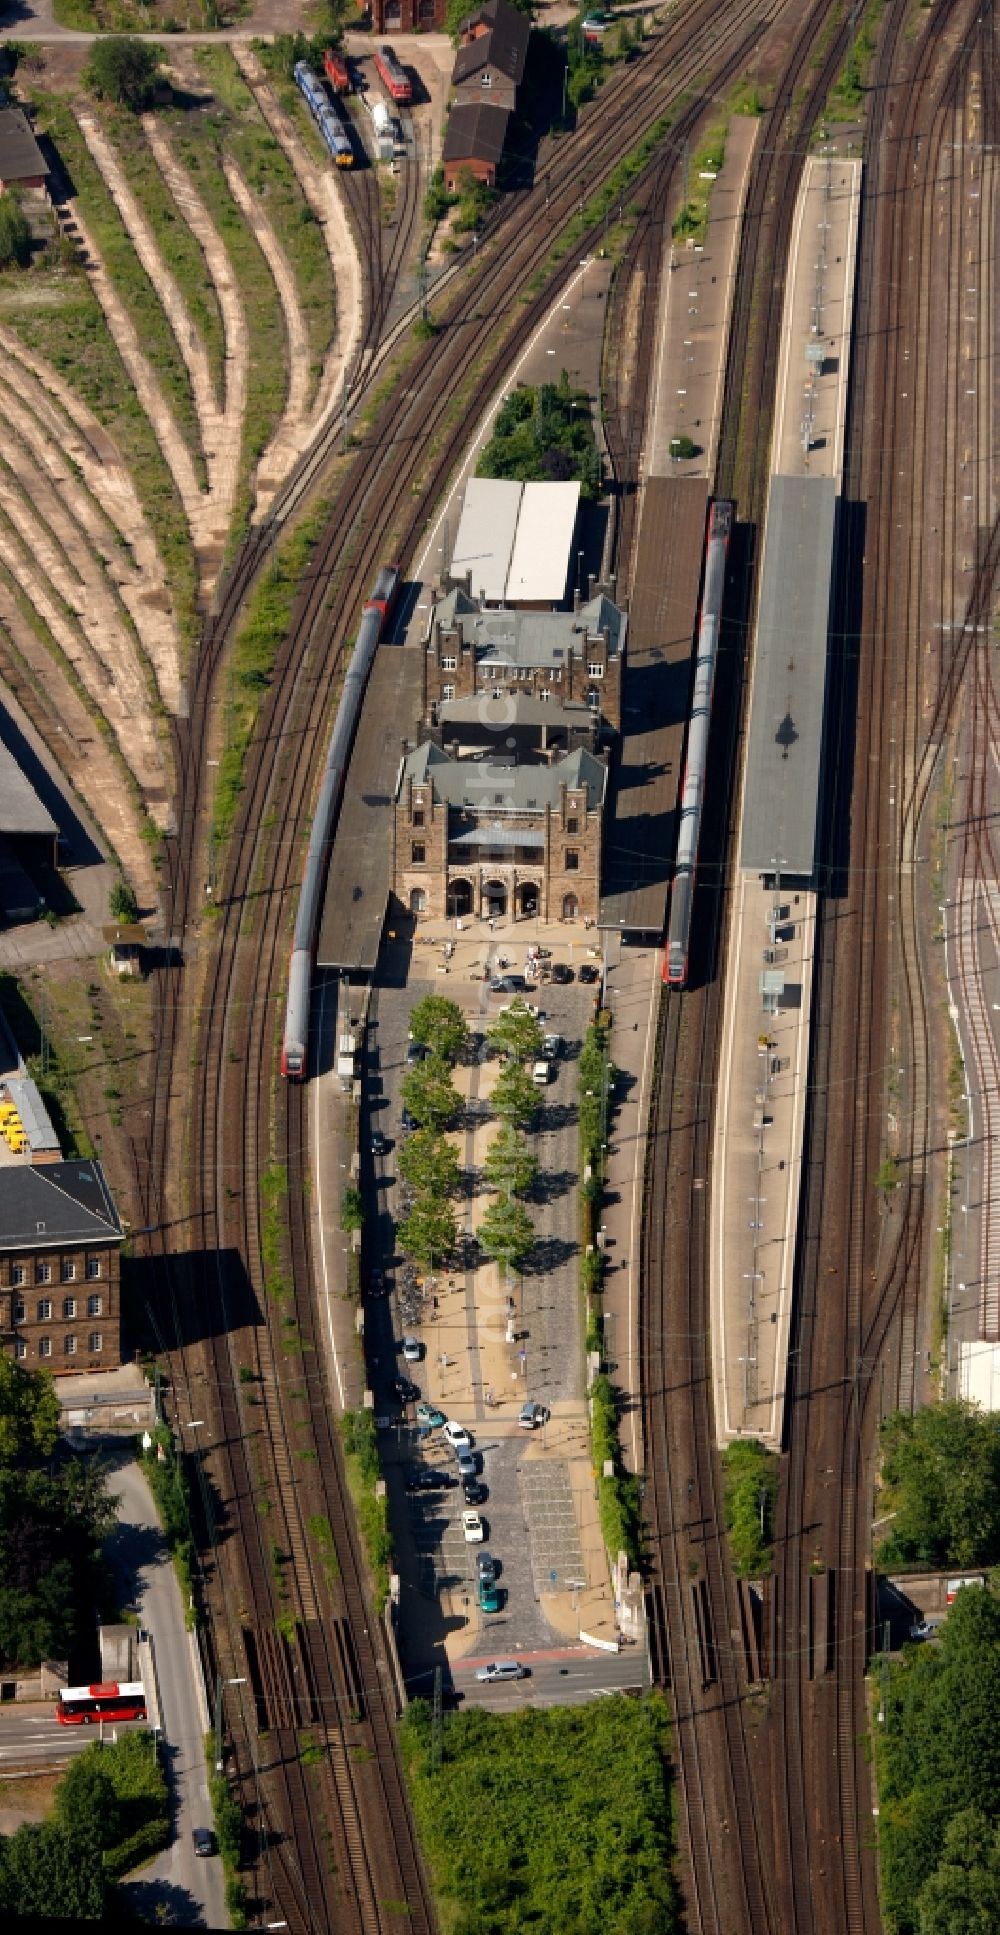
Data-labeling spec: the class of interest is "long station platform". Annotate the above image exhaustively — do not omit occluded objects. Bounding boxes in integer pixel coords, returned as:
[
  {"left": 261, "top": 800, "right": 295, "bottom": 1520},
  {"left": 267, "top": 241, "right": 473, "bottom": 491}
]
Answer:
[{"left": 711, "top": 154, "right": 862, "bottom": 1449}]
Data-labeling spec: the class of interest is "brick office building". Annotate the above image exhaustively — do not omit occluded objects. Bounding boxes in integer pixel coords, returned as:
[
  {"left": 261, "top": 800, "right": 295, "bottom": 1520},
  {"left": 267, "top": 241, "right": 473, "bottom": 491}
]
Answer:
[
  {"left": 0, "top": 1161, "right": 124, "bottom": 1372},
  {"left": 370, "top": 0, "right": 445, "bottom": 32},
  {"left": 393, "top": 716, "right": 605, "bottom": 923},
  {"left": 423, "top": 584, "right": 627, "bottom": 732}
]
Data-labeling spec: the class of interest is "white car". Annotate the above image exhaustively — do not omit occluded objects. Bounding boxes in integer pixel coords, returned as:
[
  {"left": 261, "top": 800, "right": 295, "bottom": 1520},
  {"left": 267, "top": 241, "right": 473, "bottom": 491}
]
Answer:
[
  {"left": 462, "top": 1510, "right": 485, "bottom": 1544},
  {"left": 443, "top": 1420, "right": 472, "bottom": 1452}
]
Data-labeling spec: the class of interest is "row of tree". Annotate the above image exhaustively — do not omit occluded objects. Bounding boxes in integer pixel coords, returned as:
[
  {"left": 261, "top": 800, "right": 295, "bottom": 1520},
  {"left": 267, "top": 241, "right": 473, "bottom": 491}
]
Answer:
[
  {"left": 394, "top": 995, "right": 544, "bottom": 1277},
  {"left": 0, "top": 1729, "right": 169, "bottom": 1920},
  {"left": 476, "top": 375, "right": 602, "bottom": 499}
]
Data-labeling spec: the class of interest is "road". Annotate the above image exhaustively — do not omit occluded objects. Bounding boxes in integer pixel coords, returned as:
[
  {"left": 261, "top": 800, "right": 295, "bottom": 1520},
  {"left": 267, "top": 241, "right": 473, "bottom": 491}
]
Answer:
[
  {"left": 0, "top": 1707, "right": 139, "bottom": 1766},
  {"left": 444, "top": 1643, "right": 650, "bottom": 1710},
  {"left": 105, "top": 1458, "right": 228, "bottom": 1932}
]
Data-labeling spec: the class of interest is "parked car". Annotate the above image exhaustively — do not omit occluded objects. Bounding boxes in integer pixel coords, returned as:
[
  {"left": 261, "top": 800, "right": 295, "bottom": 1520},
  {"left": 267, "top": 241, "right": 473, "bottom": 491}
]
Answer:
[
  {"left": 371, "top": 1129, "right": 388, "bottom": 1156},
  {"left": 402, "top": 1337, "right": 424, "bottom": 1363},
  {"left": 406, "top": 1467, "right": 455, "bottom": 1493},
  {"left": 490, "top": 974, "right": 526, "bottom": 994},
  {"left": 392, "top": 1376, "right": 420, "bottom": 1403},
  {"left": 456, "top": 1449, "right": 477, "bottom": 1481},
  {"left": 550, "top": 962, "right": 574, "bottom": 984},
  {"left": 477, "top": 1551, "right": 497, "bottom": 1584},
  {"left": 909, "top": 1618, "right": 944, "bottom": 1641},
  {"left": 541, "top": 1034, "right": 564, "bottom": 1060},
  {"left": 416, "top": 1402, "right": 446, "bottom": 1428},
  {"left": 462, "top": 1510, "right": 485, "bottom": 1544},
  {"left": 463, "top": 1477, "right": 487, "bottom": 1505},
  {"left": 519, "top": 1400, "right": 550, "bottom": 1430},
  {"left": 401, "top": 1108, "right": 416, "bottom": 1131},
  {"left": 406, "top": 1039, "right": 427, "bottom": 1065},
  {"left": 192, "top": 1828, "right": 216, "bottom": 1857},
  {"left": 443, "top": 1419, "right": 472, "bottom": 1451},
  {"left": 475, "top": 1660, "right": 528, "bottom": 1683},
  {"left": 478, "top": 1578, "right": 502, "bottom": 1613},
  {"left": 578, "top": 963, "right": 600, "bottom": 984}
]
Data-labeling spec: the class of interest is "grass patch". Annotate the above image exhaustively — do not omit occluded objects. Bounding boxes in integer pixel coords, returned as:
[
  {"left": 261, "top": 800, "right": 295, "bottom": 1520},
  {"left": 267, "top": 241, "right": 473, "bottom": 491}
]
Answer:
[
  {"left": 53, "top": 0, "right": 251, "bottom": 28},
  {"left": 827, "top": 0, "right": 889, "bottom": 114},
  {"left": 194, "top": 47, "right": 336, "bottom": 408},
  {"left": 401, "top": 1694, "right": 679, "bottom": 1934},
  {"left": 340, "top": 1408, "right": 392, "bottom": 1614},
  {"left": 672, "top": 114, "right": 728, "bottom": 243},
  {"left": 212, "top": 494, "right": 332, "bottom": 851},
  {"left": 721, "top": 1438, "right": 778, "bottom": 1577}
]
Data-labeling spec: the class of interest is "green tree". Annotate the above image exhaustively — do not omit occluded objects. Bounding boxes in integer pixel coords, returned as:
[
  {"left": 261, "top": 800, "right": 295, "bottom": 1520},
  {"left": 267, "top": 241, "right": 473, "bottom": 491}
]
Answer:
[
  {"left": 397, "top": 1129, "right": 461, "bottom": 1199},
  {"left": 669, "top": 434, "right": 697, "bottom": 460},
  {"left": 398, "top": 1197, "right": 457, "bottom": 1272},
  {"left": 720, "top": 1438, "right": 778, "bottom": 1577},
  {"left": 401, "top": 1057, "right": 459, "bottom": 1132},
  {"left": 490, "top": 1060, "right": 537, "bottom": 1129},
  {"left": 55, "top": 1754, "right": 123, "bottom": 1853},
  {"left": 84, "top": 36, "right": 163, "bottom": 111},
  {"left": 0, "top": 1356, "right": 59, "bottom": 1465},
  {"left": 478, "top": 1196, "right": 534, "bottom": 1274},
  {"left": 108, "top": 878, "right": 139, "bottom": 924},
  {"left": 484, "top": 1124, "right": 537, "bottom": 1199},
  {"left": 916, "top": 1810, "right": 1000, "bottom": 1934},
  {"left": 488, "top": 1000, "right": 544, "bottom": 1065},
  {"left": 0, "top": 1822, "right": 106, "bottom": 1920},
  {"left": 408, "top": 994, "right": 468, "bottom": 1065},
  {"left": 878, "top": 1401, "right": 1000, "bottom": 1569},
  {"left": 0, "top": 196, "right": 30, "bottom": 271},
  {"left": 341, "top": 1184, "right": 364, "bottom": 1232},
  {"left": 0, "top": 1459, "right": 117, "bottom": 1665}
]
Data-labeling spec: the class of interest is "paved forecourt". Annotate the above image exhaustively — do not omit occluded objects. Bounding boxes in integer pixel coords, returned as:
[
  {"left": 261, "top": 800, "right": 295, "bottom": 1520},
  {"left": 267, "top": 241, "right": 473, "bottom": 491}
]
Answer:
[{"left": 711, "top": 154, "right": 861, "bottom": 1450}]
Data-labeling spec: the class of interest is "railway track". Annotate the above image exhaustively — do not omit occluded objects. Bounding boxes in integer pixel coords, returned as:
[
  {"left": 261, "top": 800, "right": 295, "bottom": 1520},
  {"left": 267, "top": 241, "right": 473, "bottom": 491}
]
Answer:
[{"left": 125, "top": 1, "right": 809, "bottom": 1924}]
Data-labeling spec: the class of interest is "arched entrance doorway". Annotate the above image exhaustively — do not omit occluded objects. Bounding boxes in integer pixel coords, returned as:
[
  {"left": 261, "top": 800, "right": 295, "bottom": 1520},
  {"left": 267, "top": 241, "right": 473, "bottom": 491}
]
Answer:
[
  {"left": 483, "top": 879, "right": 507, "bottom": 918},
  {"left": 562, "top": 893, "right": 579, "bottom": 920},
  {"left": 517, "top": 881, "right": 539, "bottom": 918},
  {"left": 448, "top": 879, "right": 473, "bottom": 918},
  {"left": 409, "top": 887, "right": 427, "bottom": 914}
]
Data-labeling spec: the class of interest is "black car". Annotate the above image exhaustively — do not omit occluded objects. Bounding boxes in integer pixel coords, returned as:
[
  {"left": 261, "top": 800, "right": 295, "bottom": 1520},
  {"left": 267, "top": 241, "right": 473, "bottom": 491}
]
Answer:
[
  {"left": 462, "top": 1478, "right": 487, "bottom": 1505},
  {"left": 371, "top": 1129, "right": 388, "bottom": 1156},
  {"left": 192, "top": 1828, "right": 216, "bottom": 1858},
  {"left": 406, "top": 1467, "right": 456, "bottom": 1493},
  {"left": 392, "top": 1375, "right": 420, "bottom": 1404},
  {"left": 401, "top": 1107, "right": 416, "bottom": 1131},
  {"left": 578, "top": 963, "right": 600, "bottom": 984},
  {"left": 490, "top": 974, "right": 526, "bottom": 994},
  {"left": 406, "top": 1039, "right": 427, "bottom": 1065},
  {"left": 550, "top": 963, "right": 574, "bottom": 984}
]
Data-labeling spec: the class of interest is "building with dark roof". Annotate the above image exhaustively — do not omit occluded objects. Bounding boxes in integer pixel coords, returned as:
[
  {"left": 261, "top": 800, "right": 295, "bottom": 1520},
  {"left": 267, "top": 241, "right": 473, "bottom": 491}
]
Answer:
[
  {"left": 453, "top": 0, "right": 530, "bottom": 108},
  {"left": 0, "top": 1160, "right": 124, "bottom": 1372},
  {"left": 393, "top": 717, "right": 606, "bottom": 922},
  {"left": 424, "top": 583, "right": 627, "bottom": 730},
  {"left": 0, "top": 107, "right": 46, "bottom": 194},
  {"left": 442, "top": 102, "right": 510, "bottom": 190}
]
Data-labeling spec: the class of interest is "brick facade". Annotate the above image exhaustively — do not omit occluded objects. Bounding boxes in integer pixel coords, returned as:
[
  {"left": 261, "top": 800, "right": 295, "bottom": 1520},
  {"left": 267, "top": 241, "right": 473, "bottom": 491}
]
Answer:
[
  {"left": 0, "top": 1243, "right": 120, "bottom": 1373},
  {"left": 370, "top": 0, "right": 445, "bottom": 31},
  {"left": 423, "top": 590, "right": 625, "bottom": 732}
]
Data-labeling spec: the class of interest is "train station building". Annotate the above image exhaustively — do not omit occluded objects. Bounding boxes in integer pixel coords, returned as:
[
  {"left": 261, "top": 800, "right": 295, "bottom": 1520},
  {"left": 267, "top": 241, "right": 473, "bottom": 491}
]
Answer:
[{"left": 422, "top": 584, "right": 626, "bottom": 732}]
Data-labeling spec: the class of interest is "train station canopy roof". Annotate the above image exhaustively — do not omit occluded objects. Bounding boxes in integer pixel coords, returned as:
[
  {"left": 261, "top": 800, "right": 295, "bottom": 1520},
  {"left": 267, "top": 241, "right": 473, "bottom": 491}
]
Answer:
[
  {"left": 450, "top": 479, "right": 581, "bottom": 607},
  {"left": 739, "top": 475, "right": 837, "bottom": 882},
  {"left": 0, "top": 741, "right": 57, "bottom": 838}
]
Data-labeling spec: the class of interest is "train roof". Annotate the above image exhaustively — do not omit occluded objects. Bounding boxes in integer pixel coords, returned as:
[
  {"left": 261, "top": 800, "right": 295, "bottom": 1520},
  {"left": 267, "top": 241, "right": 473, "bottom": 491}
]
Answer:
[{"left": 739, "top": 474, "right": 836, "bottom": 882}]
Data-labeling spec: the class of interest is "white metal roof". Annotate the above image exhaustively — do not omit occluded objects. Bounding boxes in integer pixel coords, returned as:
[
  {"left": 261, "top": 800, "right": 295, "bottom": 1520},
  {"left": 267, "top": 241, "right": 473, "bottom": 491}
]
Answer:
[
  {"left": 451, "top": 478, "right": 521, "bottom": 604},
  {"left": 507, "top": 481, "right": 580, "bottom": 603}
]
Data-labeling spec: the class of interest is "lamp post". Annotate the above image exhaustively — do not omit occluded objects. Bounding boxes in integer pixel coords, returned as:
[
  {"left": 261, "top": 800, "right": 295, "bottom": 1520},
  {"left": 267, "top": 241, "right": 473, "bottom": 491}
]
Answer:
[{"left": 214, "top": 1675, "right": 247, "bottom": 1773}]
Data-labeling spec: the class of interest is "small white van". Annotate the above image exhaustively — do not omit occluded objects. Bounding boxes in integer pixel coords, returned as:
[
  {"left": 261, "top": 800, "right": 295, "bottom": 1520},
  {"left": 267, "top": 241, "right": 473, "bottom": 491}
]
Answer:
[{"left": 532, "top": 1061, "right": 550, "bottom": 1086}]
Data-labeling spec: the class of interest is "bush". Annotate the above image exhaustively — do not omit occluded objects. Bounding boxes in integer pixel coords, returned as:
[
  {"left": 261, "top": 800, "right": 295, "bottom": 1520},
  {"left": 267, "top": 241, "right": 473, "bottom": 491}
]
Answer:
[
  {"left": 109, "top": 878, "right": 139, "bottom": 923},
  {"left": 84, "top": 37, "right": 163, "bottom": 111},
  {"left": 341, "top": 1184, "right": 364, "bottom": 1231},
  {"left": 721, "top": 1438, "right": 778, "bottom": 1577},
  {"left": 0, "top": 196, "right": 30, "bottom": 270},
  {"left": 477, "top": 373, "right": 603, "bottom": 498}
]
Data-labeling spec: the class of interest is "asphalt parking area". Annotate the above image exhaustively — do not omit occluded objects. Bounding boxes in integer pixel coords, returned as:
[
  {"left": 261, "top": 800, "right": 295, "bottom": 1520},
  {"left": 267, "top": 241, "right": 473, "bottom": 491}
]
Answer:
[{"left": 520, "top": 1458, "right": 586, "bottom": 1597}]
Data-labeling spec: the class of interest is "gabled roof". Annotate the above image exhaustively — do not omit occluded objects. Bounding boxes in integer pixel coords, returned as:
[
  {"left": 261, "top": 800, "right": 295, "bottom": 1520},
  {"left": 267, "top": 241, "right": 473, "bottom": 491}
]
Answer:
[
  {"left": 0, "top": 1160, "right": 123, "bottom": 1252},
  {"left": 0, "top": 107, "right": 45, "bottom": 183},
  {"left": 453, "top": 0, "right": 530, "bottom": 86},
  {"left": 399, "top": 739, "right": 606, "bottom": 814},
  {"left": 443, "top": 101, "right": 510, "bottom": 168}
]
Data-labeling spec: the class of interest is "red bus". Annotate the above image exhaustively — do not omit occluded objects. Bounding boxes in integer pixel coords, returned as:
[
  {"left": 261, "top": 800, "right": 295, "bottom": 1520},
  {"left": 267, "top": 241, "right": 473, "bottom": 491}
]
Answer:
[{"left": 56, "top": 1681, "right": 147, "bottom": 1726}]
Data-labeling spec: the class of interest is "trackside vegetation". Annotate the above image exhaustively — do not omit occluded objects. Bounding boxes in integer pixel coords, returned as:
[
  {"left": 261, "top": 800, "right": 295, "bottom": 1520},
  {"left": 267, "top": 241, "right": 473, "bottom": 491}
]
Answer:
[
  {"left": 876, "top": 1401, "right": 1000, "bottom": 1569},
  {"left": 401, "top": 1694, "right": 678, "bottom": 1935},
  {"left": 720, "top": 1437, "right": 778, "bottom": 1577},
  {"left": 476, "top": 372, "right": 602, "bottom": 497},
  {"left": 340, "top": 1407, "right": 392, "bottom": 1614},
  {"left": 874, "top": 1582, "right": 1000, "bottom": 1932},
  {"left": 140, "top": 1421, "right": 198, "bottom": 1625}
]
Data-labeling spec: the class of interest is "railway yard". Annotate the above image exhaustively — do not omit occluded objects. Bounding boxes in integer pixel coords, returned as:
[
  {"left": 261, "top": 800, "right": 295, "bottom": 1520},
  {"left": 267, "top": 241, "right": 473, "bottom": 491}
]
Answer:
[{"left": 1, "top": 0, "right": 1000, "bottom": 1928}]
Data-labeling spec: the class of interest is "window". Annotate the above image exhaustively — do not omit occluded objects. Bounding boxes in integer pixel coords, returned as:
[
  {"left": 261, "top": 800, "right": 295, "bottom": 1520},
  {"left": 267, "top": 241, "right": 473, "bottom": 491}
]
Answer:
[
  {"left": 412, "top": 807, "right": 425, "bottom": 828},
  {"left": 64, "top": 1335, "right": 76, "bottom": 1357},
  {"left": 13, "top": 1300, "right": 24, "bottom": 1325},
  {"left": 39, "top": 1337, "right": 51, "bottom": 1359},
  {"left": 441, "top": 655, "right": 457, "bottom": 671},
  {"left": 539, "top": 689, "right": 551, "bottom": 703},
  {"left": 493, "top": 688, "right": 503, "bottom": 699},
  {"left": 87, "top": 1294, "right": 103, "bottom": 1318},
  {"left": 587, "top": 662, "right": 604, "bottom": 678},
  {"left": 587, "top": 687, "right": 600, "bottom": 709},
  {"left": 442, "top": 684, "right": 455, "bottom": 701},
  {"left": 481, "top": 69, "right": 492, "bottom": 86},
  {"left": 566, "top": 817, "right": 579, "bottom": 834},
  {"left": 411, "top": 843, "right": 426, "bottom": 865},
  {"left": 14, "top": 1340, "right": 26, "bottom": 1361},
  {"left": 11, "top": 1265, "right": 24, "bottom": 1288},
  {"left": 88, "top": 1332, "right": 103, "bottom": 1354},
  {"left": 63, "top": 1298, "right": 76, "bottom": 1320},
  {"left": 36, "top": 1263, "right": 51, "bottom": 1285},
  {"left": 37, "top": 1299, "right": 51, "bottom": 1322},
  {"left": 86, "top": 1259, "right": 101, "bottom": 1281},
  {"left": 565, "top": 850, "right": 579, "bottom": 872},
  {"left": 61, "top": 1260, "right": 76, "bottom": 1282}
]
